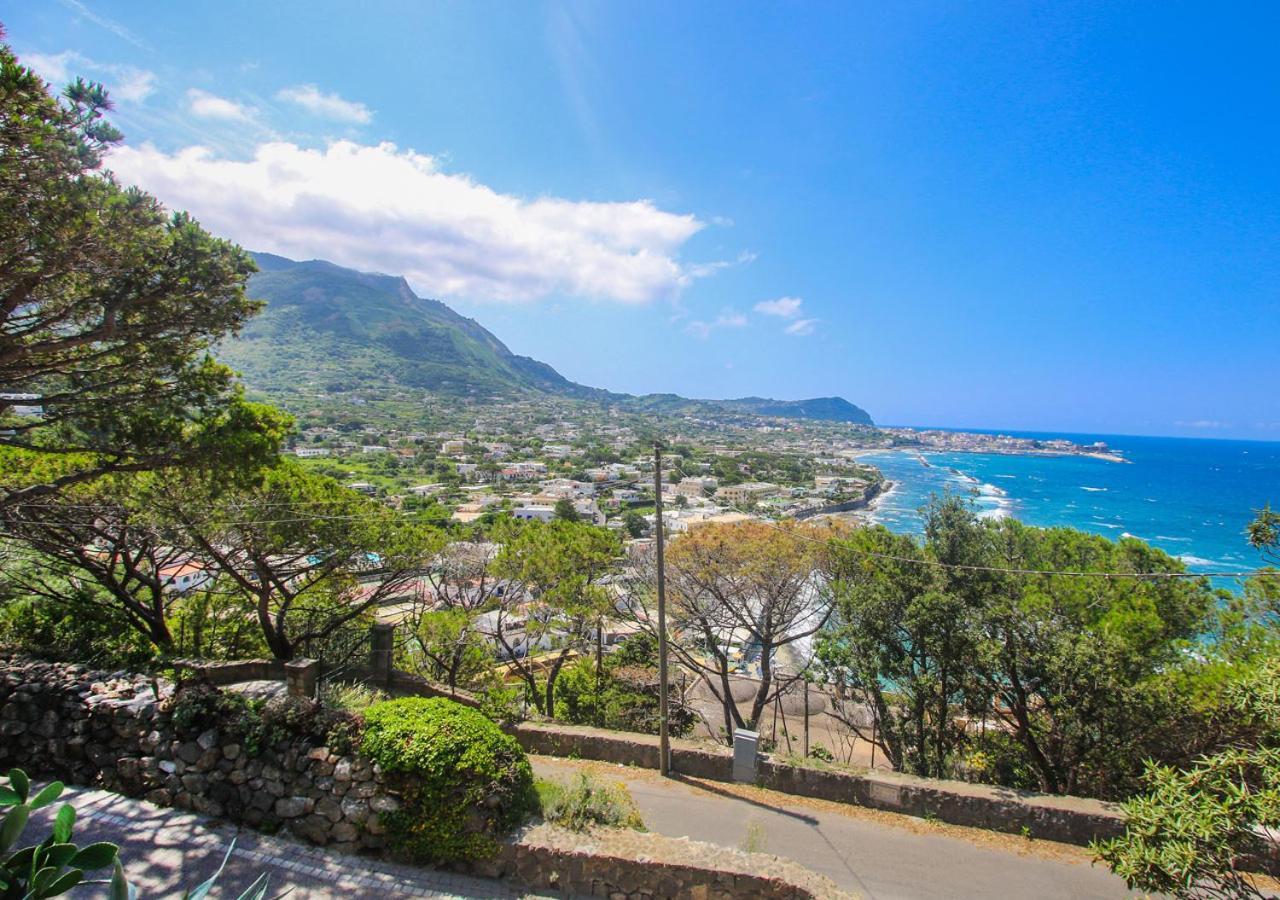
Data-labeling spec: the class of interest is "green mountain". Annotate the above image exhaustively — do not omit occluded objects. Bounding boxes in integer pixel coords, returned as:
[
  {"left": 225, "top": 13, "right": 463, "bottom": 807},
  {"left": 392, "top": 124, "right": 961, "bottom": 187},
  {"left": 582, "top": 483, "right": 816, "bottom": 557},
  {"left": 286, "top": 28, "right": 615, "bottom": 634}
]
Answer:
[
  {"left": 222, "top": 253, "right": 874, "bottom": 425},
  {"left": 223, "top": 253, "right": 604, "bottom": 399},
  {"left": 625, "top": 393, "right": 873, "bottom": 426}
]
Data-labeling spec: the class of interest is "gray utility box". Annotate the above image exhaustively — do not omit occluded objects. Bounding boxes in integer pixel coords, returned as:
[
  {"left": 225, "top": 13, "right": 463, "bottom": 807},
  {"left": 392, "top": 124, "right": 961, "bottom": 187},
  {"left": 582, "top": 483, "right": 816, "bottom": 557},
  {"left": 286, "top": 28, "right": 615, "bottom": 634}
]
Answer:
[{"left": 732, "top": 728, "right": 759, "bottom": 783}]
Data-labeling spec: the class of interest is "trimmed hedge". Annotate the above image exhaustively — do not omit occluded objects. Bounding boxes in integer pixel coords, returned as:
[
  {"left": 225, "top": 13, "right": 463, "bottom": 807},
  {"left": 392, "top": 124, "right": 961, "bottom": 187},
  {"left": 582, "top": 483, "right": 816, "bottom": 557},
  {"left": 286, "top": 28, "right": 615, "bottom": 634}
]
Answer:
[{"left": 361, "top": 697, "right": 536, "bottom": 865}]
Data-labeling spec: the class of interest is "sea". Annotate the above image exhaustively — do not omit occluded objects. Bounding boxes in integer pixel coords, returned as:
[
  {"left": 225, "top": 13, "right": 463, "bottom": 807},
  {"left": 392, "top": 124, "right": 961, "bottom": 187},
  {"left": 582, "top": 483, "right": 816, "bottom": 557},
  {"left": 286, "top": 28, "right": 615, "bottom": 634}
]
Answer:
[{"left": 857, "top": 431, "right": 1280, "bottom": 587}]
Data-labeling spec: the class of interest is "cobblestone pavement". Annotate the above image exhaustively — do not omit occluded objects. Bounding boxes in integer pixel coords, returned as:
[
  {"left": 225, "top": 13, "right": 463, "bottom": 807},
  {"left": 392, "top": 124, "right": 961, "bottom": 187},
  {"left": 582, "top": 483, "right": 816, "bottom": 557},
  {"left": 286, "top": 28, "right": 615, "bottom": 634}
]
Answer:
[{"left": 30, "top": 786, "right": 556, "bottom": 899}]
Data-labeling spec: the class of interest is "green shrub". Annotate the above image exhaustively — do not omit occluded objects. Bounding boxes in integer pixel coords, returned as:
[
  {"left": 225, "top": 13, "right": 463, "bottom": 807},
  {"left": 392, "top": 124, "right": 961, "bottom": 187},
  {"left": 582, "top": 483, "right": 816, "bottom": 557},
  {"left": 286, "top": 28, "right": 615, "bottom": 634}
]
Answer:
[
  {"left": 472, "top": 676, "right": 526, "bottom": 725},
  {"left": 361, "top": 697, "right": 536, "bottom": 865},
  {"left": 552, "top": 657, "right": 695, "bottom": 737},
  {"left": 169, "top": 685, "right": 362, "bottom": 757},
  {"left": 957, "top": 730, "right": 1038, "bottom": 791},
  {"left": 534, "top": 772, "right": 643, "bottom": 832},
  {"left": 0, "top": 593, "right": 156, "bottom": 670}
]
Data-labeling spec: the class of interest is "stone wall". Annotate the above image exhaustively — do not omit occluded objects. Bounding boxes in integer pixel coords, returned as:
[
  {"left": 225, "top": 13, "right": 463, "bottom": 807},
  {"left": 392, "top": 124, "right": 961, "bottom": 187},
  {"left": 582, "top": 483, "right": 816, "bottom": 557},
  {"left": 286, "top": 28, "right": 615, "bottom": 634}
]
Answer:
[
  {"left": 478, "top": 822, "right": 853, "bottom": 900},
  {"left": 0, "top": 656, "right": 849, "bottom": 898},
  {"left": 0, "top": 656, "right": 396, "bottom": 853},
  {"left": 757, "top": 758, "right": 1124, "bottom": 844},
  {"left": 513, "top": 721, "right": 734, "bottom": 781},
  {"left": 510, "top": 720, "right": 1126, "bottom": 845}
]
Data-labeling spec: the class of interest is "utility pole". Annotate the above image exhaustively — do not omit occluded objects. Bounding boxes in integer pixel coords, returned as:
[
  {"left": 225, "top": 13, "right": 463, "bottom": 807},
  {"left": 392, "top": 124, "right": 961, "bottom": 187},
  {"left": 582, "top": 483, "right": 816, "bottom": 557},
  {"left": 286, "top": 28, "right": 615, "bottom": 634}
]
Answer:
[
  {"left": 803, "top": 676, "right": 810, "bottom": 758},
  {"left": 653, "top": 440, "right": 670, "bottom": 776}
]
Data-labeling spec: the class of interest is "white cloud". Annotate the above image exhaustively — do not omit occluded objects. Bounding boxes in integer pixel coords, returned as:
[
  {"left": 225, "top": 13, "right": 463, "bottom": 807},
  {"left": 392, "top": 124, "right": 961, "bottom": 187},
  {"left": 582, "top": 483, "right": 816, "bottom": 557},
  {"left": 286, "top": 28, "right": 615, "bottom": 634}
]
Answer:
[
  {"left": 21, "top": 50, "right": 74, "bottom": 83},
  {"left": 57, "top": 0, "right": 150, "bottom": 49},
  {"left": 112, "top": 68, "right": 156, "bottom": 103},
  {"left": 784, "top": 317, "right": 818, "bottom": 336},
  {"left": 107, "top": 139, "right": 709, "bottom": 304},
  {"left": 686, "top": 308, "right": 748, "bottom": 339},
  {"left": 276, "top": 84, "right": 372, "bottom": 124},
  {"left": 684, "top": 250, "right": 756, "bottom": 283},
  {"left": 20, "top": 49, "right": 155, "bottom": 102},
  {"left": 754, "top": 296, "right": 803, "bottom": 318},
  {"left": 186, "top": 89, "right": 254, "bottom": 122}
]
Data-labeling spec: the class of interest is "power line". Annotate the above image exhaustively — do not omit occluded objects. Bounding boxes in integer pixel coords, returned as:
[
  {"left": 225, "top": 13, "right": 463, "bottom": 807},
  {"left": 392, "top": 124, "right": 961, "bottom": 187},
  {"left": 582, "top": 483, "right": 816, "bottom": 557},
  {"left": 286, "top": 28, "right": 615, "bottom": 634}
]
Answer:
[{"left": 6, "top": 462, "right": 1277, "bottom": 580}]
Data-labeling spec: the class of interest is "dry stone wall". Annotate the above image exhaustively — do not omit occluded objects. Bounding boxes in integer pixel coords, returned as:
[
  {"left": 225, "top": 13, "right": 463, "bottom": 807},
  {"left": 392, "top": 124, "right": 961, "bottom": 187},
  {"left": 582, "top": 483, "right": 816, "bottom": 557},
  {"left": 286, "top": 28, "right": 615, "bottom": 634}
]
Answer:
[
  {"left": 0, "top": 655, "right": 396, "bottom": 853},
  {"left": 0, "top": 656, "right": 848, "bottom": 898},
  {"left": 474, "top": 822, "right": 854, "bottom": 899}
]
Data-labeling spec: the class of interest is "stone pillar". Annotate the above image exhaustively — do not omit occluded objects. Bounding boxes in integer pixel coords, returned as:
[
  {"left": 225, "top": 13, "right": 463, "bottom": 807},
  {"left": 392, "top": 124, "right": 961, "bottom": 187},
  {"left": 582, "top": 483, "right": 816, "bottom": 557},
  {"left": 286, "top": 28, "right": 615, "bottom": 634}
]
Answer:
[
  {"left": 733, "top": 728, "right": 759, "bottom": 783},
  {"left": 370, "top": 623, "right": 395, "bottom": 688},
  {"left": 284, "top": 659, "right": 318, "bottom": 698}
]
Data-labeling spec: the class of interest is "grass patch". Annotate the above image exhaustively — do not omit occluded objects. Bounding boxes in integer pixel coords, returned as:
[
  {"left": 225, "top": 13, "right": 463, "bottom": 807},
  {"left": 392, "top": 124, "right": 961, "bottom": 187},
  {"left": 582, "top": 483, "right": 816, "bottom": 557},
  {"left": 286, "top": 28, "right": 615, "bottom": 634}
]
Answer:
[
  {"left": 320, "top": 680, "right": 387, "bottom": 713},
  {"left": 535, "top": 772, "right": 645, "bottom": 832},
  {"left": 739, "top": 817, "right": 767, "bottom": 853}
]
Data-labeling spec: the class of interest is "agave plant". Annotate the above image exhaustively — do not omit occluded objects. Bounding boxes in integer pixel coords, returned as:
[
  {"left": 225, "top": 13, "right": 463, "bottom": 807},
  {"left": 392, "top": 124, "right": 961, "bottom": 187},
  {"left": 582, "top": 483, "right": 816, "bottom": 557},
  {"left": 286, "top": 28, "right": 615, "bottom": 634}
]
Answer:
[
  {"left": 0, "top": 769, "right": 119, "bottom": 898},
  {"left": 2, "top": 769, "right": 270, "bottom": 900}
]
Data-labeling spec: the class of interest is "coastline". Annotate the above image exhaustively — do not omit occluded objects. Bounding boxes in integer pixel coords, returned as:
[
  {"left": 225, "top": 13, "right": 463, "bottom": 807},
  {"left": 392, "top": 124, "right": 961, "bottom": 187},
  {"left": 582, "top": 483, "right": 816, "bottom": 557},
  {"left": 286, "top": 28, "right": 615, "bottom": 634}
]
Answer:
[
  {"left": 905, "top": 447, "right": 1130, "bottom": 464},
  {"left": 808, "top": 478, "right": 897, "bottom": 526},
  {"left": 793, "top": 476, "right": 896, "bottom": 524}
]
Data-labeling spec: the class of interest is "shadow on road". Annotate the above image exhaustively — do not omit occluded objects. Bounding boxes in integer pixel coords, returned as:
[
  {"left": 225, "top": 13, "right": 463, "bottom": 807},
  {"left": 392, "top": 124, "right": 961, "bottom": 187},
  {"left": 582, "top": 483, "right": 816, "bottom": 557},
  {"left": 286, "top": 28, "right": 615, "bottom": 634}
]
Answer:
[{"left": 667, "top": 773, "right": 820, "bottom": 825}]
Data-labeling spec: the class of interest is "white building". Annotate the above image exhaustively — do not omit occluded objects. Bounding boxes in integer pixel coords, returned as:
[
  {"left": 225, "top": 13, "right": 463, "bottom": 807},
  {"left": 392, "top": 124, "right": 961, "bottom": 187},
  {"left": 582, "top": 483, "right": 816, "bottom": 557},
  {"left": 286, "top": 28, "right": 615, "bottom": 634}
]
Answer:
[
  {"left": 159, "top": 560, "right": 213, "bottom": 594},
  {"left": 512, "top": 505, "right": 557, "bottom": 523}
]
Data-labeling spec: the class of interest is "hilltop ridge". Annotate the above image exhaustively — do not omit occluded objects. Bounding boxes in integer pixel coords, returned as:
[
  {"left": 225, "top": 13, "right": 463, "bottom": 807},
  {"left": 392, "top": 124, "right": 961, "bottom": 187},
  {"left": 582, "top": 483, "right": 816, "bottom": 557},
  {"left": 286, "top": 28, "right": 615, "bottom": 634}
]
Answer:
[{"left": 220, "top": 253, "right": 874, "bottom": 426}]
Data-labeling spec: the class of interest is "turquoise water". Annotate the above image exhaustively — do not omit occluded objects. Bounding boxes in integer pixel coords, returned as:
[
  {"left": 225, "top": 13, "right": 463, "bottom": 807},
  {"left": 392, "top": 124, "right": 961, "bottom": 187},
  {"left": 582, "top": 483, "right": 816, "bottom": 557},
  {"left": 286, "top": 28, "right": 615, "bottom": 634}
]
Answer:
[{"left": 860, "top": 432, "right": 1280, "bottom": 584}]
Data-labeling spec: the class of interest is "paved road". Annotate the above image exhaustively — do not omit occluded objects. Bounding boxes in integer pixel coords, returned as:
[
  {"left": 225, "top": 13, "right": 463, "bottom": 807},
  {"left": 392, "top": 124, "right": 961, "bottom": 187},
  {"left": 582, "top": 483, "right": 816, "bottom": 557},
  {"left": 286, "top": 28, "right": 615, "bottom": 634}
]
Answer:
[
  {"left": 21, "top": 767, "right": 1151, "bottom": 900},
  {"left": 28, "top": 786, "right": 549, "bottom": 899},
  {"left": 532, "top": 756, "right": 1144, "bottom": 900}
]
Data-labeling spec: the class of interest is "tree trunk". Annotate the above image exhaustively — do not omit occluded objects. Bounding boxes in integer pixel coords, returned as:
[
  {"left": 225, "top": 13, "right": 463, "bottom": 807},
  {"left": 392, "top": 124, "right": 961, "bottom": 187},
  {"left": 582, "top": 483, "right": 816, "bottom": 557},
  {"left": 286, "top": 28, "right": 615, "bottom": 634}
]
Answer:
[
  {"left": 749, "top": 647, "right": 773, "bottom": 729},
  {"left": 544, "top": 650, "right": 570, "bottom": 718}
]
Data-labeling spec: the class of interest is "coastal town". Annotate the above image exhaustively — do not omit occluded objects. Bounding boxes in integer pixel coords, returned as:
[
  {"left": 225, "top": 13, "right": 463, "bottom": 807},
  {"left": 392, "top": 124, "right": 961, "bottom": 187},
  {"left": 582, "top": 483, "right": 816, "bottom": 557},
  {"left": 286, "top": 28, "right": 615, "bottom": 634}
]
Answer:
[
  {"left": 277, "top": 393, "right": 1123, "bottom": 536},
  {"left": 6, "top": 6, "right": 1269, "bottom": 896}
]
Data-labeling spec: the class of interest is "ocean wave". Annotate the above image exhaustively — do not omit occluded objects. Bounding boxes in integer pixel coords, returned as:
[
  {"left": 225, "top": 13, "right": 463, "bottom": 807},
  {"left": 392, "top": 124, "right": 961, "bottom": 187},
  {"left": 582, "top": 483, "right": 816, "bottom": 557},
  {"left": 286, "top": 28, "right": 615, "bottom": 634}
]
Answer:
[
  {"left": 993, "top": 474, "right": 1017, "bottom": 479},
  {"left": 1177, "top": 556, "right": 1254, "bottom": 571},
  {"left": 1094, "top": 523, "right": 1123, "bottom": 529},
  {"left": 1080, "top": 486, "right": 1108, "bottom": 492},
  {"left": 977, "top": 504, "right": 1013, "bottom": 521},
  {"left": 1155, "top": 535, "right": 1191, "bottom": 542}
]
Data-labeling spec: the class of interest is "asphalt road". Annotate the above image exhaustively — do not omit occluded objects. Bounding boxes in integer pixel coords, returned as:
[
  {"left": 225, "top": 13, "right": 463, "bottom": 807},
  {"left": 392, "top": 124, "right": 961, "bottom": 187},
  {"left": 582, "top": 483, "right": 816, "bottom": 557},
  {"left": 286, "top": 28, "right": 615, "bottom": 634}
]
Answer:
[
  {"left": 18, "top": 764, "right": 1156, "bottom": 900},
  {"left": 532, "top": 756, "right": 1147, "bottom": 900}
]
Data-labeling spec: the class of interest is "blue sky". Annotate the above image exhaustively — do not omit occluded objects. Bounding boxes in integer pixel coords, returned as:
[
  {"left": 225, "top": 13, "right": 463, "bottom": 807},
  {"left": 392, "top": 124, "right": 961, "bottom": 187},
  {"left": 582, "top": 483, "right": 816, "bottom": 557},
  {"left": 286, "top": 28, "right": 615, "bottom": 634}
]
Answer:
[{"left": 7, "top": 1, "right": 1279, "bottom": 439}]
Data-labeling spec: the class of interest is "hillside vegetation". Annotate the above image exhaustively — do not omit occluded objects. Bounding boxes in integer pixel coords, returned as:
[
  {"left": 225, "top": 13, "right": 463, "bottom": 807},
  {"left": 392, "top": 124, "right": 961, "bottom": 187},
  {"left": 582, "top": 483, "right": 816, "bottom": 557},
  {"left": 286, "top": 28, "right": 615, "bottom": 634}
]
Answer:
[{"left": 220, "top": 253, "right": 875, "bottom": 425}]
